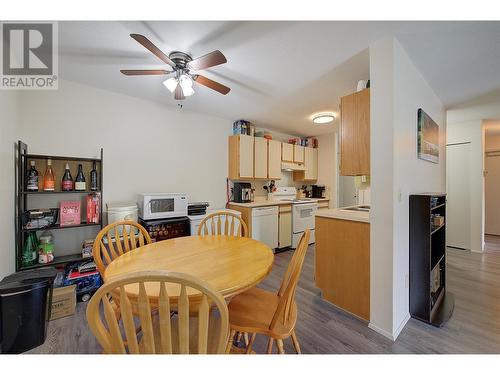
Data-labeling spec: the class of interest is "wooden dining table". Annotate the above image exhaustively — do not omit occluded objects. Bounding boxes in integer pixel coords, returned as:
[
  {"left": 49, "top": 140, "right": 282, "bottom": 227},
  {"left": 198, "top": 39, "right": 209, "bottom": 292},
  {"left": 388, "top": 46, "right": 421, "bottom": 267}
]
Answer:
[{"left": 104, "top": 235, "right": 275, "bottom": 303}]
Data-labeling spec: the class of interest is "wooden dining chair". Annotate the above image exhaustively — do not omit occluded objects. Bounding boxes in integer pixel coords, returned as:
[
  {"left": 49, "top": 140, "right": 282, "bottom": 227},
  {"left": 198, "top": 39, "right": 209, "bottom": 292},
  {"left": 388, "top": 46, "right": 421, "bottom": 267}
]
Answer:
[
  {"left": 197, "top": 211, "right": 248, "bottom": 237},
  {"left": 93, "top": 220, "right": 152, "bottom": 275},
  {"left": 86, "top": 271, "right": 229, "bottom": 354},
  {"left": 225, "top": 229, "right": 310, "bottom": 354}
]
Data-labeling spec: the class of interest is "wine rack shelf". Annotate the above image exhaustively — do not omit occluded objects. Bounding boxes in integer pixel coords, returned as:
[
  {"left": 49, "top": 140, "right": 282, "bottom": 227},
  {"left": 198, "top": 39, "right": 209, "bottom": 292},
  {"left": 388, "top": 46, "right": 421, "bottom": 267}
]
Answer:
[{"left": 15, "top": 141, "right": 104, "bottom": 272}]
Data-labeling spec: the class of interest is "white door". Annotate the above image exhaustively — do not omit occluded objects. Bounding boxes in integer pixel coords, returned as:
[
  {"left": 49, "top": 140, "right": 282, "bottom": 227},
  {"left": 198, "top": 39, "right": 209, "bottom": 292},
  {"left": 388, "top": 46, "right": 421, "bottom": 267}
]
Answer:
[
  {"left": 339, "top": 176, "right": 357, "bottom": 207},
  {"left": 485, "top": 153, "right": 500, "bottom": 235},
  {"left": 446, "top": 143, "right": 471, "bottom": 249}
]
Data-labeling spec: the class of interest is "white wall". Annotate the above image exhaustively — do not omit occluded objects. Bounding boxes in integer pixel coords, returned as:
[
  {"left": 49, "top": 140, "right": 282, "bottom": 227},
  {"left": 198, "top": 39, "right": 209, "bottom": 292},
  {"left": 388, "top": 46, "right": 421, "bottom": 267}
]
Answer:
[
  {"left": 370, "top": 38, "right": 446, "bottom": 340},
  {"left": 447, "top": 120, "right": 485, "bottom": 252},
  {"left": 316, "top": 132, "right": 336, "bottom": 206},
  {"left": 18, "top": 80, "right": 232, "bottom": 210},
  {"left": 0, "top": 91, "right": 20, "bottom": 278},
  {"left": 369, "top": 38, "right": 396, "bottom": 339}
]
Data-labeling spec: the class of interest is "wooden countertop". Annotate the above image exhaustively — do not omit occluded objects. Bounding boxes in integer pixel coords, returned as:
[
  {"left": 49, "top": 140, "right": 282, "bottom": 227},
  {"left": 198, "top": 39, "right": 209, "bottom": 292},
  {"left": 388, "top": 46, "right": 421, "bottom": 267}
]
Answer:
[{"left": 229, "top": 197, "right": 329, "bottom": 208}]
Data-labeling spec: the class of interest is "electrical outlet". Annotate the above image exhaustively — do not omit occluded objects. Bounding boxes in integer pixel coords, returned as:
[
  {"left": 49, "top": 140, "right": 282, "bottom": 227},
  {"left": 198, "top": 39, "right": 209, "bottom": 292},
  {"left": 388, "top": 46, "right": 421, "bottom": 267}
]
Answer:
[
  {"left": 405, "top": 274, "right": 409, "bottom": 289},
  {"left": 398, "top": 189, "right": 403, "bottom": 202}
]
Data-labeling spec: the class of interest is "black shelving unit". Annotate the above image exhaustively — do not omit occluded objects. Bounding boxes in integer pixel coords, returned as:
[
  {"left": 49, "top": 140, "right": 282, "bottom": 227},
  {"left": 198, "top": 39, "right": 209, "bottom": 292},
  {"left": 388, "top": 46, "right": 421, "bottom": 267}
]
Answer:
[
  {"left": 15, "top": 141, "right": 104, "bottom": 272},
  {"left": 409, "top": 193, "right": 454, "bottom": 327}
]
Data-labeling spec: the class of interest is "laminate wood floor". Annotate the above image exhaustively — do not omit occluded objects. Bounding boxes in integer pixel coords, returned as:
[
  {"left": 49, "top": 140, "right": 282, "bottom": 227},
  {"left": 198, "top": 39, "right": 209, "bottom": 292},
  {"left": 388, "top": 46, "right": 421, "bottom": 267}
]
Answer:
[{"left": 28, "top": 236, "right": 500, "bottom": 354}]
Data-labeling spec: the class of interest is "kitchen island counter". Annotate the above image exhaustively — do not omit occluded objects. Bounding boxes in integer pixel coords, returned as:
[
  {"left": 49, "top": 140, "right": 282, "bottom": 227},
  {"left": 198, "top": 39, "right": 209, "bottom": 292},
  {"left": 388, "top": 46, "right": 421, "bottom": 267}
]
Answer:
[{"left": 315, "top": 206, "right": 369, "bottom": 223}]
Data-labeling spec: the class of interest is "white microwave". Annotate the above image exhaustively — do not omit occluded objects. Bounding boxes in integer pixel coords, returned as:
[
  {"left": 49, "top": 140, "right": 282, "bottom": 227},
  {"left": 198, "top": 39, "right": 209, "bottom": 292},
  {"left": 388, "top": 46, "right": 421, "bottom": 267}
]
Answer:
[{"left": 138, "top": 193, "right": 188, "bottom": 220}]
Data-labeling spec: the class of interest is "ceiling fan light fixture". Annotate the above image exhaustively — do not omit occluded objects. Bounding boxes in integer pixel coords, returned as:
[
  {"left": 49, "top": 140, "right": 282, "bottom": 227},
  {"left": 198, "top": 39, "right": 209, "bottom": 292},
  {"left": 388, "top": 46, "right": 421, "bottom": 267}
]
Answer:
[
  {"left": 313, "top": 113, "right": 335, "bottom": 124},
  {"left": 179, "top": 74, "right": 193, "bottom": 89},
  {"left": 163, "top": 77, "right": 178, "bottom": 93},
  {"left": 182, "top": 85, "right": 195, "bottom": 97}
]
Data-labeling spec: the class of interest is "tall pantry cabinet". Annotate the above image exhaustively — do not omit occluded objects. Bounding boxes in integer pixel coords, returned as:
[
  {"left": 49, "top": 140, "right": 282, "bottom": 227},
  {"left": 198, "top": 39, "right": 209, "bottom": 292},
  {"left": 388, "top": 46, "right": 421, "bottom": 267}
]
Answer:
[{"left": 339, "top": 88, "right": 370, "bottom": 176}]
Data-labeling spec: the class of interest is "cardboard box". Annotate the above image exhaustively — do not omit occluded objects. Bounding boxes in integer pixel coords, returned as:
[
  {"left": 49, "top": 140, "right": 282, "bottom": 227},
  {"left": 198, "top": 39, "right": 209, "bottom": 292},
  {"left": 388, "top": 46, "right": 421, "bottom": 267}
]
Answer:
[{"left": 50, "top": 285, "right": 76, "bottom": 320}]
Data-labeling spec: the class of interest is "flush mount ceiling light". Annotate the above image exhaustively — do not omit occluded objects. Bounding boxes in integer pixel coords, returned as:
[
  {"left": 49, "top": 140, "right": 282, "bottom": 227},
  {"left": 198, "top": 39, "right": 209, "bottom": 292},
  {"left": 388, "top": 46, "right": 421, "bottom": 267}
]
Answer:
[{"left": 313, "top": 113, "right": 335, "bottom": 124}]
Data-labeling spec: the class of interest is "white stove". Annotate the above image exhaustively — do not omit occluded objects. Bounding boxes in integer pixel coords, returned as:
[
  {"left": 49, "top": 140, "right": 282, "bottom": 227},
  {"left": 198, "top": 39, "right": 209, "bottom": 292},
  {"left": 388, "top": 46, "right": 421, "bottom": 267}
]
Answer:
[{"left": 274, "top": 187, "right": 317, "bottom": 248}]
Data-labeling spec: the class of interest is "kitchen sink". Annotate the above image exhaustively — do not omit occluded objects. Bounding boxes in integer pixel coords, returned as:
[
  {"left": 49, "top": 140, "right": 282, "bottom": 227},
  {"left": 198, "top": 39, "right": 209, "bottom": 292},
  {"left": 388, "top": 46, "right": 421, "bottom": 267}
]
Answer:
[{"left": 341, "top": 205, "right": 370, "bottom": 212}]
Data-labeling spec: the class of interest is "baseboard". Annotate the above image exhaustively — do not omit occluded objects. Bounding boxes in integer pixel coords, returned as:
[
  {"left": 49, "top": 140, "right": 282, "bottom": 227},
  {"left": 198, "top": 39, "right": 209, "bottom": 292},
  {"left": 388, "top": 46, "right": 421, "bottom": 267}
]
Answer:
[
  {"left": 393, "top": 313, "right": 410, "bottom": 339},
  {"left": 368, "top": 323, "right": 394, "bottom": 341},
  {"left": 368, "top": 313, "right": 410, "bottom": 341}
]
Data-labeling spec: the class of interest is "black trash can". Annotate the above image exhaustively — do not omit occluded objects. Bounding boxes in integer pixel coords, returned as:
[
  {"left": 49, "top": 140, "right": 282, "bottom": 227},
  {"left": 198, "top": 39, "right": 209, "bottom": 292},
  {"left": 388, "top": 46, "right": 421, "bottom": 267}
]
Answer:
[{"left": 0, "top": 267, "right": 57, "bottom": 354}]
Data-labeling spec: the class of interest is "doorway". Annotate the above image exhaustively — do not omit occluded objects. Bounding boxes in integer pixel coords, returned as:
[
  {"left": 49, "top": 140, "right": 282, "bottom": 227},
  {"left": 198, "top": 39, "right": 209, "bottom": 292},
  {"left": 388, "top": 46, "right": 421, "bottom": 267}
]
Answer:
[
  {"left": 484, "top": 133, "right": 500, "bottom": 236},
  {"left": 446, "top": 142, "right": 472, "bottom": 250}
]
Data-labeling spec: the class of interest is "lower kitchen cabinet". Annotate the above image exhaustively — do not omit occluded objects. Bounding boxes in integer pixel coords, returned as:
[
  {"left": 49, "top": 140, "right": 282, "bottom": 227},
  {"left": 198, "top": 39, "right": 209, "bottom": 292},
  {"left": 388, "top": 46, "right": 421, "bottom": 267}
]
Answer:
[
  {"left": 278, "top": 204, "right": 292, "bottom": 249},
  {"left": 315, "top": 216, "right": 370, "bottom": 321}
]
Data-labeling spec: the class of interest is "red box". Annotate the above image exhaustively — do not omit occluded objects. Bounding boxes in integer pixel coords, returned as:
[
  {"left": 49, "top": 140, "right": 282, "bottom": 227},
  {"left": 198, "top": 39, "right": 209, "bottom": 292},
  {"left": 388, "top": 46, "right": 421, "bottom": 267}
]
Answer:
[
  {"left": 60, "top": 201, "right": 81, "bottom": 226},
  {"left": 86, "top": 193, "right": 100, "bottom": 224}
]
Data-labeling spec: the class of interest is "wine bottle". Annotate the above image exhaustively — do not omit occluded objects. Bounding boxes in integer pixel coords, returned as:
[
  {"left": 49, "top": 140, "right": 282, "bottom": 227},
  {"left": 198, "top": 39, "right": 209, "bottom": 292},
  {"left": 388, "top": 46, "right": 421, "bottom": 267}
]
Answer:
[
  {"left": 75, "top": 164, "right": 86, "bottom": 191},
  {"left": 26, "top": 160, "right": 39, "bottom": 192},
  {"left": 43, "top": 159, "right": 55, "bottom": 191},
  {"left": 61, "top": 163, "right": 74, "bottom": 191},
  {"left": 22, "top": 232, "right": 39, "bottom": 267},
  {"left": 90, "top": 161, "right": 98, "bottom": 191}
]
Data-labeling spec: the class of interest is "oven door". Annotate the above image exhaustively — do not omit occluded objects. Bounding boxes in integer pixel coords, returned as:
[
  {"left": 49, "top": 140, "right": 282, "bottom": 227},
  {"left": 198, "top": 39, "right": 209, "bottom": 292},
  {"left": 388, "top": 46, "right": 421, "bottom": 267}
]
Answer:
[
  {"left": 143, "top": 195, "right": 188, "bottom": 220},
  {"left": 292, "top": 203, "right": 318, "bottom": 233}
]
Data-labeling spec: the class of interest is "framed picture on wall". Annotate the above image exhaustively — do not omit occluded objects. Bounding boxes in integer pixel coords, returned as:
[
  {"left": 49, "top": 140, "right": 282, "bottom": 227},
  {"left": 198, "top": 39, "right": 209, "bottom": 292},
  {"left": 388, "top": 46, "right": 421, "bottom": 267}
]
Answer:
[{"left": 417, "top": 108, "right": 439, "bottom": 163}]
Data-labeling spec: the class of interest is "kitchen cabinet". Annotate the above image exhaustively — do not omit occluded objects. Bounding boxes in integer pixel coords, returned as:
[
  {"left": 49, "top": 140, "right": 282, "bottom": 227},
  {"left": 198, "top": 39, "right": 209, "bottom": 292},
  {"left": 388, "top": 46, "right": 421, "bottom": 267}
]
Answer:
[
  {"left": 278, "top": 204, "right": 292, "bottom": 248},
  {"left": 229, "top": 136, "right": 282, "bottom": 180},
  {"left": 268, "top": 139, "right": 282, "bottom": 180},
  {"left": 254, "top": 137, "right": 268, "bottom": 179},
  {"left": 228, "top": 134, "right": 254, "bottom": 180},
  {"left": 294, "top": 147, "right": 318, "bottom": 181},
  {"left": 315, "top": 216, "right": 370, "bottom": 320},
  {"left": 294, "top": 145, "right": 305, "bottom": 164},
  {"left": 340, "top": 88, "right": 370, "bottom": 176},
  {"left": 282, "top": 142, "right": 294, "bottom": 162}
]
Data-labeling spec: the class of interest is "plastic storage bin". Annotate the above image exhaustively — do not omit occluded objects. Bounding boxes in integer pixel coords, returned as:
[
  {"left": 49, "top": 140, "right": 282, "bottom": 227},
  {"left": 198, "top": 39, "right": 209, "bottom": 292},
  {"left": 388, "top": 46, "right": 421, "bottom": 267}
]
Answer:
[
  {"left": 0, "top": 267, "right": 57, "bottom": 353},
  {"left": 106, "top": 201, "right": 138, "bottom": 224}
]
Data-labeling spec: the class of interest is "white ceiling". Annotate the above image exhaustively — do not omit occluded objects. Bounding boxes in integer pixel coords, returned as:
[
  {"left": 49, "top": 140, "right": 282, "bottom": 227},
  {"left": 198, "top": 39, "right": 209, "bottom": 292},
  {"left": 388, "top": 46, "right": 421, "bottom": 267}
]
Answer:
[{"left": 58, "top": 21, "right": 500, "bottom": 136}]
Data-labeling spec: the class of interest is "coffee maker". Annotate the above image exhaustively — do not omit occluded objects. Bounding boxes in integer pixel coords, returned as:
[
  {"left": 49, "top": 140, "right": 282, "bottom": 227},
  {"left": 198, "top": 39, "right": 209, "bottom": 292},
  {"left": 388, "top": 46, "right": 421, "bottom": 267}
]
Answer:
[
  {"left": 233, "top": 182, "right": 252, "bottom": 203},
  {"left": 311, "top": 185, "right": 326, "bottom": 198}
]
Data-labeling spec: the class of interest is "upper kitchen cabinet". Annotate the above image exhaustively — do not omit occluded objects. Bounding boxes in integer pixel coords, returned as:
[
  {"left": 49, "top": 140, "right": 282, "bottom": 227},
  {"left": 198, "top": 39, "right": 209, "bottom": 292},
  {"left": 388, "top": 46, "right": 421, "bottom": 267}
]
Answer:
[
  {"left": 228, "top": 135, "right": 281, "bottom": 180},
  {"left": 254, "top": 136, "right": 268, "bottom": 179},
  {"left": 293, "top": 147, "right": 318, "bottom": 181},
  {"left": 340, "top": 88, "right": 370, "bottom": 176},
  {"left": 268, "top": 139, "right": 282, "bottom": 179},
  {"left": 282, "top": 142, "right": 294, "bottom": 162},
  {"left": 229, "top": 134, "right": 254, "bottom": 180},
  {"left": 294, "top": 144, "right": 305, "bottom": 164}
]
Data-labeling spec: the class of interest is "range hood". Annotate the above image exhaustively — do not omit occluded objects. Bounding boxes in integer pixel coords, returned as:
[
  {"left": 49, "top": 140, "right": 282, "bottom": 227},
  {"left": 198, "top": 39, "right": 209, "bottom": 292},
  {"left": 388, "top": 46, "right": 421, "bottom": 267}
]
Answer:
[{"left": 281, "top": 161, "right": 305, "bottom": 171}]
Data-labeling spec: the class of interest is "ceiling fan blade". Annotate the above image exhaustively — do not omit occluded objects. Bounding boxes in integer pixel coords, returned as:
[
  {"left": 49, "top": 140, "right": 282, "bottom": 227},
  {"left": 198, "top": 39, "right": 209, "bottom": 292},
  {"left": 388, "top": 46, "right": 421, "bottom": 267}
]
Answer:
[
  {"left": 120, "top": 69, "right": 172, "bottom": 76},
  {"left": 174, "top": 85, "right": 185, "bottom": 100},
  {"left": 194, "top": 75, "right": 231, "bottom": 95},
  {"left": 187, "top": 50, "right": 227, "bottom": 71},
  {"left": 130, "top": 34, "right": 176, "bottom": 68}
]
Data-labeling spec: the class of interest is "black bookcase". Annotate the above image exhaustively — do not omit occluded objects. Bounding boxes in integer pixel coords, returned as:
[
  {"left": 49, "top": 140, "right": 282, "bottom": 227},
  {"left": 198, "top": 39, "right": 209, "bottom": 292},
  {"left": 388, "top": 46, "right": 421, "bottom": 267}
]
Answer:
[
  {"left": 15, "top": 141, "right": 103, "bottom": 272},
  {"left": 409, "top": 193, "right": 454, "bottom": 327}
]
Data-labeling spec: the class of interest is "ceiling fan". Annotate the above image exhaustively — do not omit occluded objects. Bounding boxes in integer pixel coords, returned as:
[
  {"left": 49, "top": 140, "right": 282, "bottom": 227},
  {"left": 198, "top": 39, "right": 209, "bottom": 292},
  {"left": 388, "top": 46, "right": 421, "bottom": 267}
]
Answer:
[{"left": 120, "top": 34, "right": 230, "bottom": 100}]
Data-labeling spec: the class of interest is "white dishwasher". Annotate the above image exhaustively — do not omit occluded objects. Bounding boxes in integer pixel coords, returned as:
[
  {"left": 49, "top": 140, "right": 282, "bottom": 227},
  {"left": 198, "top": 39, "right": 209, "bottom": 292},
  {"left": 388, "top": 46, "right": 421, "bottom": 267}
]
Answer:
[{"left": 251, "top": 206, "right": 278, "bottom": 250}]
